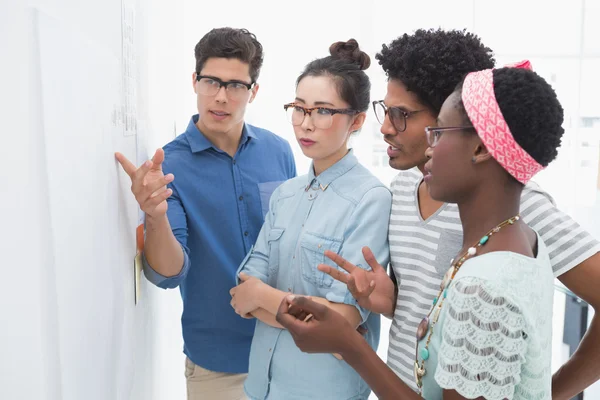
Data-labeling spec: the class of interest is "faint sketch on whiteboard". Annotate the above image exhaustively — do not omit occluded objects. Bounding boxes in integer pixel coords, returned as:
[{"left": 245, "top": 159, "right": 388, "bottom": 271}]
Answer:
[{"left": 121, "top": 0, "right": 137, "bottom": 136}]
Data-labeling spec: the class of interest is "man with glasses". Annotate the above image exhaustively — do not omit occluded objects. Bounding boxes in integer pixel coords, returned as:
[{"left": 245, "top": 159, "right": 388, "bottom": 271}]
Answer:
[{"left": 116, "top": 27, "right": 296, "bottom": 400}]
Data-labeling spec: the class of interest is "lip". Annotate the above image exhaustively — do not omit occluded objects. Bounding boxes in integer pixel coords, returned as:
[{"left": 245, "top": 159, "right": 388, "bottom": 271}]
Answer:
[
  {"left": 423, "top": 162, "right": 433, "bottom": 183},
  {"left": 384, "top": 139, "right": 402, "bottom": 158},
  {"left": 209, "top": 110, "right": 230, "bottom": 121},
  {"left": 299, "top": 138, "right": 316, "bottom": 147}
]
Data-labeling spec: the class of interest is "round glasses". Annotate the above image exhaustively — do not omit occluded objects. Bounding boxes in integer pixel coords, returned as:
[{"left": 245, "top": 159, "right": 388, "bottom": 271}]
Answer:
[
  {"left": 284, "top": 103, "right": 358, "bottom": 130},
  {"left": 196, "top": 75, "right": 254, "bottom": 101},
  {"left": 372, "top": 100, "right": 425, "bottom": 132},
  {"left": 425, "top": 126, "right": 476, "bottom": 148}
]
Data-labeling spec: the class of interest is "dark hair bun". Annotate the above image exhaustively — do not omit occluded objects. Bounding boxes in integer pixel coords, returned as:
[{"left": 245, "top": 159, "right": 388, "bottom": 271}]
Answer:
[{"left": 329, "top": 39, "right": 371, "bottom": 70}]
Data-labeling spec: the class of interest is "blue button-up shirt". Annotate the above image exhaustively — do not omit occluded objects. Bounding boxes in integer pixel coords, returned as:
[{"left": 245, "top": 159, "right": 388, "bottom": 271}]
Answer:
[
  {"left": 239, "top": 150, "right": 391, "bottom": 400},
  {"left": 143, "top": 115, "right": 296, "bottom": 373}
]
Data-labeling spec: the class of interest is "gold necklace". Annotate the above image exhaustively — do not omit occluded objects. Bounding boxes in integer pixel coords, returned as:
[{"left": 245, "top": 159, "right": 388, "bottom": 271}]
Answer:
[{"left": 413, "top": 214, "right": 521, "bottom": 391}]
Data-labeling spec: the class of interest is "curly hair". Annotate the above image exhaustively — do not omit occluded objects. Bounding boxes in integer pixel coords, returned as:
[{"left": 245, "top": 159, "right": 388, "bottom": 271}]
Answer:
[
  {"left": 455, "top": 67, "right": 564, "bottom": 167},
  {"left": 195, "top": 27, "right": 263, "bottom": 82},
  {"left": 493, "top": 68, "right": 564, "bottom": 166},
  {"left": 376, "top": 28, "right": 495, "bottom": 114}
]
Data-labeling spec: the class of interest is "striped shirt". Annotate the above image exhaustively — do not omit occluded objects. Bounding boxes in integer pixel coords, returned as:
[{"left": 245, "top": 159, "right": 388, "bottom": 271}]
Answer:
[{"left": 387, "top": 168, "right": 600, "bottom": 391}]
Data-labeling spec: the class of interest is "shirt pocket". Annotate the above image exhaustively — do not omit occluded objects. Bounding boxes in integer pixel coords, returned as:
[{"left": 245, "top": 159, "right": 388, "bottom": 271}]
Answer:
[
  {"left": 258, "top": 181, "right": 285, "bottom": 219},
  {"left": 267, "top": 227, "right": 285, "bottom": 277},
  {"left": 300, "top": 231, "right": 342, "bottom": 288}
]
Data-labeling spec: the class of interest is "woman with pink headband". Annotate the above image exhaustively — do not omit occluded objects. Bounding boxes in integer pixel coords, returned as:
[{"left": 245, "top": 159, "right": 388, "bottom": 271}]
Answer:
[{"left": 275, "top": 63, "right": 564, "bottom": 400}]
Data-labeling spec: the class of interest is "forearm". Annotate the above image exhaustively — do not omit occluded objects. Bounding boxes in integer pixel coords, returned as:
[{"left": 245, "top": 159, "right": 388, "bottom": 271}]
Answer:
[
  {"left": 144, "top": 214, "right": 185, "bottom": 277},
  {"left": 552, "top": 313, "right": 600, "bottom": 399},
  {"left": 342, "top": 331, "right": 421, "bottom": 400},
  {"left": 257, "top": 285, "right": 361, "bottom": 327},
  {"left": 251, "top": 308, "right": 284, "bottom": 329}
]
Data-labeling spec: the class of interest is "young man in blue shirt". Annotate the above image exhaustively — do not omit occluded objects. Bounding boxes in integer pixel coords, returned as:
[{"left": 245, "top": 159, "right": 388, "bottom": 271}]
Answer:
[{"left": 116, "top": 27, "right": 296, "bottom": 400}]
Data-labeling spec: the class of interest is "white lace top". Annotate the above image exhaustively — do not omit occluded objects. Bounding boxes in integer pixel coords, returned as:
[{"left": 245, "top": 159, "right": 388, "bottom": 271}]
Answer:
[{"left": 418, "top": 234, "right": 554, "bottom": 400}]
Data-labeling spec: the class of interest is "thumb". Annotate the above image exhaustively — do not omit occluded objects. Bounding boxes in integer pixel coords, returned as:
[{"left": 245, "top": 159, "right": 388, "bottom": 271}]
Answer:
[
  {"left": 239, "top": 272, "right": 250, "bottom": 282},
  {"left": 151, "top": 148, "right": 165, "bottom": 170},
  {"left": 362, "top": 247, "right": 385, "bottom": 273}
]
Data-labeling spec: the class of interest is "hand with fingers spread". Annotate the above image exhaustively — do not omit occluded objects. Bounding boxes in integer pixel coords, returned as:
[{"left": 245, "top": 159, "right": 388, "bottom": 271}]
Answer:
[
  {"left": 318, "top": 246, "right": 396, "bottom": 317},
  {"left": 115, "top": 148, "right": 174, "bottom": 219},
  {"left": 276, "top": 295, "right": 361, "bottom": 356}
]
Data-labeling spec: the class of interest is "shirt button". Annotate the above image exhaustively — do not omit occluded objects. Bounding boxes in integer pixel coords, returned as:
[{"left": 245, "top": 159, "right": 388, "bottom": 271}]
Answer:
[
  {"left": 269, "top": 348, "right": 272, "bottom": 352},
  {"left": 239, "top": 196, "right": 243, "bottom": 201},
  {"left": 232, "top": 160, "right": 236, "bottom": 165},
  {"left": 244, "top": 231, "right": 249, "bottom": 236}
]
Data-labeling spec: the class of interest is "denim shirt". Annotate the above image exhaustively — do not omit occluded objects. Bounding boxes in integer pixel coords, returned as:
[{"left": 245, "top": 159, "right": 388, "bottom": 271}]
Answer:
[{"left": 238, "top": 150, "right": 392, "bottom": 400}]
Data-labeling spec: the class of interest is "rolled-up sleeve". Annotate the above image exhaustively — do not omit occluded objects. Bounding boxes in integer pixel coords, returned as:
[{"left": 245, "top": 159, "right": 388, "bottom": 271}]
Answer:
[{"left": 142, "top": 181, "right": 191, "bottom": 289}]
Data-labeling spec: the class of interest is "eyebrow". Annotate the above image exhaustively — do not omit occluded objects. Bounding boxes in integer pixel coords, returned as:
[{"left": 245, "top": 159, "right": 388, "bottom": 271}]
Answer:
[
  {"left": 295, "top": 97, "right": 336, "bottom": 107},
  {"left": 201, "top": 75, "right": 251, "bottom": 85}
]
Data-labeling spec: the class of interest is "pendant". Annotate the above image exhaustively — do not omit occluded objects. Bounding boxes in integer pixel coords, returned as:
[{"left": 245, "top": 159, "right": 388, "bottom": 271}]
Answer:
[
  {"left": 416, "top": 316, "right": 429, "bottom": 340},
  {"left": 414, "top": 361, "right": 426, "bottom": 387}
]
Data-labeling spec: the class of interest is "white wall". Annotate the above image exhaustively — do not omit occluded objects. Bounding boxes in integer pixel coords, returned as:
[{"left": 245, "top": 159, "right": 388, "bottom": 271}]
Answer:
[
  {"left": 1, "top": 1, "right": 598, "bottom": 400},
  {"left": 1, "top": 1, "right": 185, "bottom": 399}
]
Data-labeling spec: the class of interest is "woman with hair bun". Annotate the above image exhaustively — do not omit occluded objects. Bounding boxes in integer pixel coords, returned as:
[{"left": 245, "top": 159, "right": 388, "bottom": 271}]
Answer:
[{"left": 229, "top": 39, "right": 391, "bottom": 400}]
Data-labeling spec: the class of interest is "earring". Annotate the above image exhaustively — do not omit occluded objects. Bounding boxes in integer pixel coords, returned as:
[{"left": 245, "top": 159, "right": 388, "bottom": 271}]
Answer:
[{"left": 471, "top": 157, "right": 476, "bottom": 163}]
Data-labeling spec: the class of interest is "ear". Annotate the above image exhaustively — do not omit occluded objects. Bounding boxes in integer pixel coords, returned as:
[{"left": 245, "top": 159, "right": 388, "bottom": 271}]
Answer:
[
  {"left": 192, "top": 72, "right": 198, "bottom": 94},
  {"left": 471, "top": 142, "right": 493, "bottom": 164},
  {"left": 349, "top": 112, "right": 367, "bottom": 133},
  {"left": 248, "top": 83, "right": 260, "bottom": 104}
]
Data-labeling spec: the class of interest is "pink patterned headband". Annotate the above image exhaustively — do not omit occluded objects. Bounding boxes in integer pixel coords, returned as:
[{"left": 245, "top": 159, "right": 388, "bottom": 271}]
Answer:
[{"left": 461, "top": 60, "right": 543, "bottom": 184}]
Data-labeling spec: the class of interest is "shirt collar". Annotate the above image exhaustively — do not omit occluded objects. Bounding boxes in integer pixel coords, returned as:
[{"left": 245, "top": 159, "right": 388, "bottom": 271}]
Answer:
[
  {"left": 185, "top": 115, "right": 258, "bottom": 154},
  {"left": 306, "top": 149, "right": 358, "bottom": 191}
]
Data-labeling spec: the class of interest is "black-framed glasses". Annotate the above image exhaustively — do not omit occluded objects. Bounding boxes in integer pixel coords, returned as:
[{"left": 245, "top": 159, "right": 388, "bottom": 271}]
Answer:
[
  {"left": 425, "top": 126, "right": 475, "bottom": 148},
  {"left": 372, "top": 100, "right": 425, "bottom": 132},
  {"left": 195, "top": 75, "right": 255, "bottom": 99},
  {"left": 283, "top": 103, "right": 359, "bottom": 130}
]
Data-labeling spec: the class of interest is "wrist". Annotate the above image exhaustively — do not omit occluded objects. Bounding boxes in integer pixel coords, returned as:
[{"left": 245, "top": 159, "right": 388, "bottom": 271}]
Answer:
[
  {"left": 339, "top": 326, "right": 364, "bottom": 357},
  {"left": 255, "top": 280, "right": 270, "bottom": 309},
  {"left": 145, "top": 213, "right": 167, "bottom": 229}
]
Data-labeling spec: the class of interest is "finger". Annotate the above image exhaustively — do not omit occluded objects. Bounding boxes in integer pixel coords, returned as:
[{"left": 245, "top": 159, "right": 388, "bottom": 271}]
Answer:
[
  {"left": 357, "top": 326, "right": 368, "bottom": 335},
  {"left": 288, "top": 303, "right": 309, "bottom": 321},
  {"left": 276, "top": 296, "right": 306, "bottom": 330},
  {"left": 115, "top": 152, "right": 138, "bottom": 178},
  {"left": 142, "top": 174, "right": 174, "bottom": 198},
  {"left": 229, "top": 287, "right": 236, "bottom": 296},
  {"left": 324, "top": 251, "right": 358, "bottom": 274},
  {"left": 239, "top": 273, "right": 250, "bottom": 282},
  {"left": 150, "top": 148, "right": 165, "bottom": 171},
  {"left": 362, "top": 247, "right": 385, "bottom": 273},
  {"left": 317, "top": 264, "right": 349, "bottom": 284},
  {"left": 141, "top": 188, "right": 172, "bottom": 212},
  {"left": 290, "top": 296, "right": 328, "bottom": 320},
  {"left": 131, "top": 160, "right": 154, "bottom": 193},
  {"left": 351, "top": 273, "right": 376, "bottom": 297}
]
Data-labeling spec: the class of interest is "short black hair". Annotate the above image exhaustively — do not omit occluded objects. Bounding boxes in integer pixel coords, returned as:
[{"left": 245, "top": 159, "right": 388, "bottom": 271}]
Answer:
[
  {"left": 297, "top": 39, "right": 371, "bottom": 112},
  {"left": 376, "top": 28, "right": 495, "bottom": 114},
  {"left": 194, "top": 27, "right": 263, "bottom": 82}
]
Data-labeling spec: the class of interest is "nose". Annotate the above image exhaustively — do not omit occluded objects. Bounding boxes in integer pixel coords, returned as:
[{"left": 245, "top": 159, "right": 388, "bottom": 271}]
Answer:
[
  {"left": 380, "top": 113, "right": 397, "bottom": 136},
  {"left": 300, "top": 112, "right": 315, "bottom": 132},
  {"left": 214, "top": 85, "right": 228, "bottom": 103},
  {"left": 424, "top": 146, "right": 433, "bottom": 159}
]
